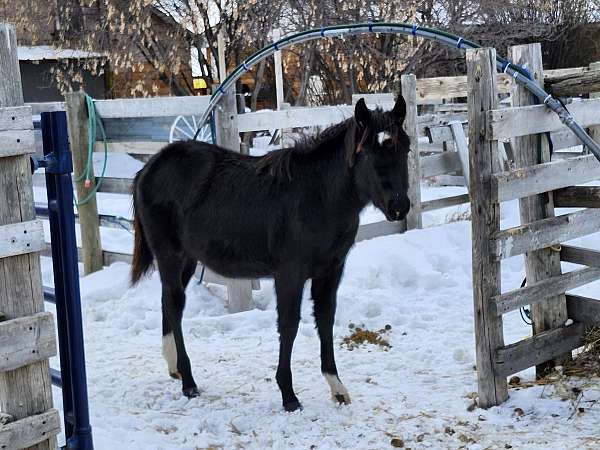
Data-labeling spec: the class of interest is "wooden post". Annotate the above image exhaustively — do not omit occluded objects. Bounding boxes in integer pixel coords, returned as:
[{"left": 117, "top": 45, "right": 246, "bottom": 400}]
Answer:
[
  {"left": 65, "top": 91, "right": 103, "bottom": 274},
  {"left": 589, "top": 62, "right": 600, "bottom": 147},
  {"left": 217, "top": 30, "right": 227, "bottom": 83},
  {"left": 509, "top": 43, "right": 570, "bottom": 376},
  {"left": 273, "top": 29, "right": 285, "bottom": 111},
  {"left": 401, "top": 74, "right": 422, "bottom": 229},
  {"left": 449, "top": 121, "right": 470, "bottom": 185},
  {"left": 467, "top": 47, "right": 508, "bottom": 407},
  {"left": 214, "top": 87, "right": 253, "bottom": 313},
  {"left": 0, "top": 22, "right": 58, "bottom": 450}
]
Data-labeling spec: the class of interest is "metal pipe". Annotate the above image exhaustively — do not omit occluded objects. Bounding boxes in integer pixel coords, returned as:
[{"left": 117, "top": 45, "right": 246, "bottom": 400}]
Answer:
[
  {"left": 40, "top": 111, "right": 95, "bottom": 450},
  {"left": 194, "top": 22, "right": 600, "bottom": 160}
]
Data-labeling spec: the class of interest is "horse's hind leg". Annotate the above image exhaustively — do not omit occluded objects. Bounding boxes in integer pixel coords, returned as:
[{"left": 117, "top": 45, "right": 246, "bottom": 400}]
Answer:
[
  {"left": 311, "top": 264, "right": 350, "bottom": 405},
  {"left": 181, "top": 257, "right": 197, "bottom": 289},
  {"left": 158, "top": 254, "right": 199, "bottom": 397}
]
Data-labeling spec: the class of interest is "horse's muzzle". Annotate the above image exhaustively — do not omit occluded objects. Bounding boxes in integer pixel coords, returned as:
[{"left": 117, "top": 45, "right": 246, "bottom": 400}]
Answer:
[{"left": 385, "top": 197, "right": 411, "bottom": 222}]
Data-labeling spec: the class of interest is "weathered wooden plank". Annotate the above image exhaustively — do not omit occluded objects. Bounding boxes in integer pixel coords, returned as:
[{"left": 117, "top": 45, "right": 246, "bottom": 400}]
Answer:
[
  {"left": 494, "top": 154, "right": 600, "bottom": 202},
  {"left": 0, "top": 106, "right": 32, "bottom": 130},
  {"left": 418, "top": 112, "right": 468, "bottom": 136},
  {"left": 352, "top": 68, "right": 580, "bottom": 105},
  {"left": 551, "top": 151, "right": 584, "bottom": 160},
  {"left": 589, "top": 62, "right": 600, "bottom": 160},
  {"left": 0, "top": 129, "right": 35, "bottom": 157},
  {"left": 434, "top": 103, "right": 468, "bottom": 113},
  {"left": 549, "top": 130, "right": 582, "bottom": 150},
  {"left": 238, "top": 105, "right": 353, "bottom": 133},
  {"left": 96, "top": 177, "right": 133, "bottom": 195},
  {"left": 420, "top": 151, "right": 462, "bottom": 178},
  {"left": 402, "top": 74, "right": 422, "bottom": 230},
  {"left": 355, "top": 219, "right": 406, "bottom": 242},
  {"left": 100, "top": 116, "right": 175, "bottom": 141},
  {"left": 493, "top": 267, "right": 600, "bottom": 315},
  {"left": 566, "top": 294, "right": 600, "bottom": 328},
  {"left": 493, "top": 208, "right": 600, "bottom": 259},
  {"left": 26, "top": 102, "right": 65, "bottom": 115},
  {"left": 433, "top": 174, "right": 467, "bottom": 187},
  {"left": 467, "top": 47, "right": 508, "bottom": 408},
  {"left": 0, "top": 409, "right": 60, "bottom": 450},
  {"left": 66, "top": 92, "right": 103, "bottom": 275},
  {"left": 92, "top": 96, "right": 211, "bottom": 119},
  {"left": 0, "top": 25, "right": 23, "bottom": 108},
  {"left": 560, "top": 245, "right": 600, "bottom": 267},
  {"left": 554, "top": 186, "right": 600, "bottom": 208},
  {"left": 488, "top": 98, "right": 600, "bottom": 140},
  {"left": 546, "top": 69, "right": 600, "bottom": 97},
  {"left": 545, "top": 67, "right": 588, "bottom": 78},
  {"left": 0, "top": 312, "right": 56, "bottom": 372},
  {"left": 421, "top": 194, "right": 470, "bottom": 212},
  {"left": 494, "top": 322, "right": 584, "bottom": 377},
  {"left": 0, "top": 22, "right": 56, "bottom": 450},
  {"left": 426, "top": 122, "right": 471, "bottom": 144},
  {"left": 418, "top": 73, "right": 513, "bottom": 102},
  {"left": 0, "top": 220, "right": 44, "bottom": 259},
  {"left": 94, "top": 140, "right": 165, "bottom": 154},
  {"left": 426, "top": 124, "right": 453, "bottom": 144},
  {"left": 238, "top": 105, "right": 467, "bottom": 136},
  {"left": 450, "top": 121, "right": 470, "bottom": 186},
  {"left": 91, "top": 106, "right": 459, "bottom": 140}
]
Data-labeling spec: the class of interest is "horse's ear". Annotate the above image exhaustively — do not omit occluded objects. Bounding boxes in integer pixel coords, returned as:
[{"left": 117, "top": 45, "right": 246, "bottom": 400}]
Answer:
[
  {"left": 391, "top": 94, "right": 407, "bottom": 124},
  {"left": 354, "top": 98, "right": 371, "bottom": 129}
]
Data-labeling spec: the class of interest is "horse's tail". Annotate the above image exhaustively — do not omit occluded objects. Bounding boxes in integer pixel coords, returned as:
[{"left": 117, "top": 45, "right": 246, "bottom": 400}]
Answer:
[{"left": 130, "top": 175, "right": 154, "bottom": 285}]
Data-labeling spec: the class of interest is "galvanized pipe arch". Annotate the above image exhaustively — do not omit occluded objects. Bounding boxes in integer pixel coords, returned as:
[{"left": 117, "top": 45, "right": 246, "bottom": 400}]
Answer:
[{"left": 196, "top": 22, "right": 600, "bottom": 160}]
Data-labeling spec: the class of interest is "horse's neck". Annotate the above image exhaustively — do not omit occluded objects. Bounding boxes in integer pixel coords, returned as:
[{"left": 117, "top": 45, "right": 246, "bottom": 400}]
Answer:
[{"left": 291, "top": 139, "right": 364, "bottom": 216}]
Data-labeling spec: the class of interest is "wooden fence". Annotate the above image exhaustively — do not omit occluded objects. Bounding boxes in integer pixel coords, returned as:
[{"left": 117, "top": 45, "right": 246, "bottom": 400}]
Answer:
[
  {"left": 468, "top": 44, "right": 600, "bottom": 408},
  {"left": 0, "top": 23, "right": 59, "bottom": 450},
  {"left": 30, "top": 60, "right": 598, "bottom": 315}
]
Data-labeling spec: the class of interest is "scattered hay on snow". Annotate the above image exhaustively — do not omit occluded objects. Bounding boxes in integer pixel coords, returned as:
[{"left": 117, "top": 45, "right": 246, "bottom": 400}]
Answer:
[
  {"left": 341, "top": 323, "right": 391, "bottom": 351},
  {"left": 565, "top": 326, "right": 600, "bottom": 379}
]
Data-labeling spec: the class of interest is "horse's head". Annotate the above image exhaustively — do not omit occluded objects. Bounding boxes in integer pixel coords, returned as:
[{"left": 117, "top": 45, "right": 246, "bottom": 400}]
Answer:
[{"left": 347, "top": 95, "right": 411, "bottom": 222}]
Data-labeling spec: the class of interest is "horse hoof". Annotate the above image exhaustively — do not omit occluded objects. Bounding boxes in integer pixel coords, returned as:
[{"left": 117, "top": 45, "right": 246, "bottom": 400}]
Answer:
[
  {"left": 324, "top": 374, "right": 351, "bottom": 405},
  {"left": 183, "top": 387, "right": 201, "bottom": 398},
  {"left": 283, "top": 400, "right": 303, "bottom": 412},
  {"left": 170, "top": 372, "right": 182, "bottom": 380},
  {"left": 334, "top": 393, "right": 351, "bottom": 405}
]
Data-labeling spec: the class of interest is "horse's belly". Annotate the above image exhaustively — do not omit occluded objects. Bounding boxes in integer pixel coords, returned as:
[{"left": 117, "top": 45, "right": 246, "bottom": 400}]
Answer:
[{"left": 191, "top": 235, "right": 273, "bottom": 279}]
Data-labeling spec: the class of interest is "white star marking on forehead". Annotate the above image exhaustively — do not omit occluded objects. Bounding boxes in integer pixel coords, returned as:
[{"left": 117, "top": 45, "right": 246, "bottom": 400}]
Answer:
[{"left": 377, "top": 131, "right": 392, "bottom": 145}]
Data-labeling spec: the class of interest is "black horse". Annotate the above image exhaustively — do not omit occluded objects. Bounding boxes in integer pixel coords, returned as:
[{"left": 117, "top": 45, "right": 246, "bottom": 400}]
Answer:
[{"left": 130, "top": 95, "right": 412, "bottom": 412}]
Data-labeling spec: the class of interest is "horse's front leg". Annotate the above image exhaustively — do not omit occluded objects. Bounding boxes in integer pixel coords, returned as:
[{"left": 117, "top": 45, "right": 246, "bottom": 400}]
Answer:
[
  {"left": 311, "top": 263, "right": 351, "bottom": 405},
  {"left": 274, "top": 270, "right": 306, "bottom": 412}
]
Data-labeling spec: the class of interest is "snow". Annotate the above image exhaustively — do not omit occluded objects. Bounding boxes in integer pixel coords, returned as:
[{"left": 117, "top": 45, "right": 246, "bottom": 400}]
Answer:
[{"left": 37, "top": 151, "right": 600, "bottom": 450}]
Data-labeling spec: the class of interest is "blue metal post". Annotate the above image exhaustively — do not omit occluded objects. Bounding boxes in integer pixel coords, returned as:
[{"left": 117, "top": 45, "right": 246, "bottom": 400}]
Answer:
[{"left": 40, "top": 111, "right": 94, "bottom": 450}]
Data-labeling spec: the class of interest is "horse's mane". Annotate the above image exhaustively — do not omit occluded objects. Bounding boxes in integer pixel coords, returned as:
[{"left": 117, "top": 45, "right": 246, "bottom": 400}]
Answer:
[
  {"left": 254, "top": 106, "right": 400, "bottom": 181},
  {"left": 255, "top": 118, "right": 355, "bottom": 181}
]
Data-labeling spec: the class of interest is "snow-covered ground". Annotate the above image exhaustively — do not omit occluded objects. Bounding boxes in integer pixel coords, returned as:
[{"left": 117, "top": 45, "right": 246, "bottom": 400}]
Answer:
[{"left": 36, "top": 150, "right": 600, "bottom": 449}]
